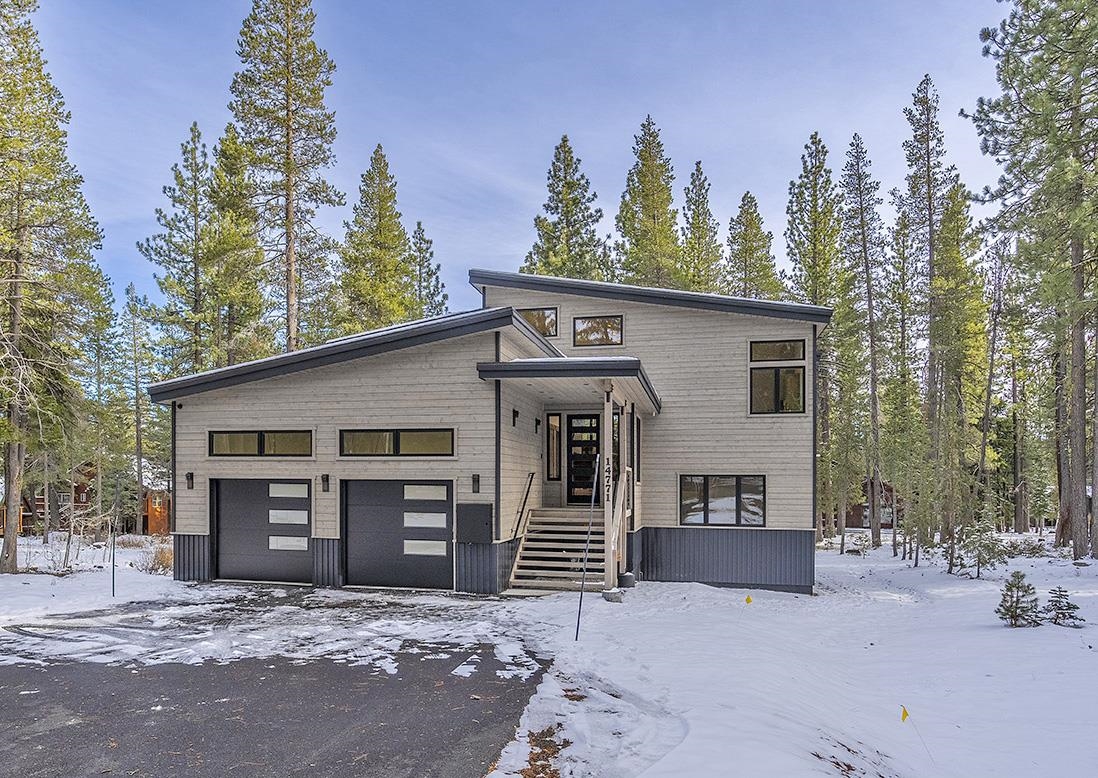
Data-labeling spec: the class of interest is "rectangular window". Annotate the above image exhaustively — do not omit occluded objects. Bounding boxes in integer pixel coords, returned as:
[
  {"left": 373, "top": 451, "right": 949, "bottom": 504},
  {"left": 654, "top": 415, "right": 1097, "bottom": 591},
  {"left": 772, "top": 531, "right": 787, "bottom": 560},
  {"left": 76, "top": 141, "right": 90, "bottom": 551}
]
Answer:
[
  {"left": 269, "top": 482, "right": 309, "bottom": 499},
  {"left": 750, "top": 367, "right": 805, "bottom": 414},
  {"left": 268, "top": 536, "right": 309, "bottom": 551},
  {"left": 573, "top": 315, "right": 623, "bottom": 347},
  {"left": 209, "top": 431, "right": 312, "bottom": 457},
  {"left": 750, "top": 339, "right": 805, "bottom": 362},
  {"left": 749, "top": 339, "right": 806, "bottom": 415},
  {"left": 404, "top": 484, "right": 448, "bottom": 501},
  {"left": 547, "top": 413, "right": 561, "bottom": 481},
  {"left": 519, "top": 307, "right": 558, "bottom": 337},
  {"left": 679, "top": 475, "right": 766, "bottom": 526},
  {"left": 340, "top": 429, "right": 454, "bottom": 456}
]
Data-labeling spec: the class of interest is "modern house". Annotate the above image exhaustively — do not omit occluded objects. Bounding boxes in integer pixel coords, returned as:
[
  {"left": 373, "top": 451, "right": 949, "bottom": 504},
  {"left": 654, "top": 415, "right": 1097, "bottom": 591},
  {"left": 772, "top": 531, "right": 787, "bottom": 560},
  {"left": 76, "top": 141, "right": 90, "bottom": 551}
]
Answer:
[{"left": 149, "top": 269, "right": 830, "bottom": 595}]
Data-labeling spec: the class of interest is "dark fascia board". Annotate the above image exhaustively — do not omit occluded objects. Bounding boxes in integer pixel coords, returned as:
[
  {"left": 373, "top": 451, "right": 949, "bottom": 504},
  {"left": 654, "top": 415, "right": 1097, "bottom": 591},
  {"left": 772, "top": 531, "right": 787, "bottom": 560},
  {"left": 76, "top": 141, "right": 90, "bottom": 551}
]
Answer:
[
  {"left": 476, "top": 358, "right": 662, "bottom": 414},
  {"left": 149, "top": 307, "right": 561, "bottom": 403},
  {"left": 469, "top": 268, "right": 832, "bottom": 324}
]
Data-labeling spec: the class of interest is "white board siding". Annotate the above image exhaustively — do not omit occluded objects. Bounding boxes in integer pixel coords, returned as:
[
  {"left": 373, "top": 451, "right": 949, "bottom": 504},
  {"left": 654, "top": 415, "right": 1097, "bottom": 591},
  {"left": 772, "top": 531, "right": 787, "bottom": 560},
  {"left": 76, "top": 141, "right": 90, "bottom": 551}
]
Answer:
[
  {"left": 485, "top": 287, "right": 815, "bottom": 531},
  {"left": 172, "top": 333, "right": 498, "bottom": 538},
  {"left": 497, "top": 329, "right": 549, "bottom": 538}
]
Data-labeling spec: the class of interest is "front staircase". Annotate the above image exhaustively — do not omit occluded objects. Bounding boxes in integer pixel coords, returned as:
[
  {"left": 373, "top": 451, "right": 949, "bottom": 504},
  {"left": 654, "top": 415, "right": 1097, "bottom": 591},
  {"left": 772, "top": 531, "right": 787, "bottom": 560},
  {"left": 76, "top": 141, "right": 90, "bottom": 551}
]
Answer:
[{"left": 507, "top": 507, "right": 605, "bottom": 594}]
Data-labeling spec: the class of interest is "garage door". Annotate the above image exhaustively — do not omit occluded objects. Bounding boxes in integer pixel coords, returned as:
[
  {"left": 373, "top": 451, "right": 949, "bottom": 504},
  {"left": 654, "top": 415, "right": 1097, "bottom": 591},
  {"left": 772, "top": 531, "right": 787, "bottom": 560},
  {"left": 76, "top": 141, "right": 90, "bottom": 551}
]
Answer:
[
  {"left": 215, "top": 479, "right": 312, "bottom": 583},
  {"left": 343, "top": 480, "right": 453, "bottom": 589}
]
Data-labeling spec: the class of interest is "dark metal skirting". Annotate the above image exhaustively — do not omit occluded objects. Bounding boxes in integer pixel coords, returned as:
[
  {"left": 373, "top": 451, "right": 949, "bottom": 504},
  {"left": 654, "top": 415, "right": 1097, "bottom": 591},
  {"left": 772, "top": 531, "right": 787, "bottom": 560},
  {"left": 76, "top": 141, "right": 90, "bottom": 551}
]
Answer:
[
  {"left": 626, "top": 530, "right": 643, "bottom": 578},
  {"left": 640, "top": 527, "right": 815, "bottom": 593},
  {"left": 455, "top": 538, "right": 520, "bottom": 595},
  {"left": 313, "top": 538, "right": 344, "bottom": 587},
  {"left": 173, "top": 534, "right": 212, "bottom": 581}
]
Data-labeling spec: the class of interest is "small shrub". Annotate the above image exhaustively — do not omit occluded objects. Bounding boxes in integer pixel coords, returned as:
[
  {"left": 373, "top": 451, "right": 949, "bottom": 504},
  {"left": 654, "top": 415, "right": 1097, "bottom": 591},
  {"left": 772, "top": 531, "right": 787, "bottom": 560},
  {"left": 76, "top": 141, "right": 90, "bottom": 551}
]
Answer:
[
  {"left": 850, "top": 533, "right": 872, "bottom": 557},
  {"left": 116, "top": 535, "right": 150, "bottom": 549},
  {"left": 958, "top": 517, "right": 1006, "bottom": 578},
  {"left": 996, "top": 571, "right": 1042, "bottom": 627},
  {"left": 1042, "top": 586, "right": 1085, "bottom": 628},
  {"left": 137, "top": 544, "right": 173, "bottom": 575},
  {"left": 1003, "top": 536, "right": 1048, "bottom": 559}
]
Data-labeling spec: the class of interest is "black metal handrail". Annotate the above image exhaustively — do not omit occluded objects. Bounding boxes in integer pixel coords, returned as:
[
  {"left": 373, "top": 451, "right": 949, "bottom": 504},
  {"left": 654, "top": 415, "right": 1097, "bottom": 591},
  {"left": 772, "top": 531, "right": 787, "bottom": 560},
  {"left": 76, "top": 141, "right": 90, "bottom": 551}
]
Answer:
[{"left": 511, "top": 471, "right": 536, "bottom": 541}]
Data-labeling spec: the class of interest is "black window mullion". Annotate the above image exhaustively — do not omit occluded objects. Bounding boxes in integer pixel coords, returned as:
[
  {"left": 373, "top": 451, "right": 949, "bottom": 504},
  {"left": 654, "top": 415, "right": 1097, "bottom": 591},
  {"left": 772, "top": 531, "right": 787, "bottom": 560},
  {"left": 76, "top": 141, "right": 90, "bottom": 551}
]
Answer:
[
  {"left": 258, "top": 431, "right": 266, "bottom": 456},
  {"left": 735, "top": 475, "right": 743, "bottom": 526},
  {"left": 393, "top": 430, "right": 401, "bottom": 455},
  {"left": 703, "top": 476, "right": 711, "bottom": 525}
]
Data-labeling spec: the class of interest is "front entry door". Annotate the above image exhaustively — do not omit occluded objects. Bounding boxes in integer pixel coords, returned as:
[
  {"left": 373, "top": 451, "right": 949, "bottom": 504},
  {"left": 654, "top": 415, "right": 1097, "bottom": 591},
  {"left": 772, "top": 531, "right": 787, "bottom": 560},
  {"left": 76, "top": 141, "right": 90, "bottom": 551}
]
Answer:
[{"left": 567, "top": 414, "right": 601, "bottom": 505}]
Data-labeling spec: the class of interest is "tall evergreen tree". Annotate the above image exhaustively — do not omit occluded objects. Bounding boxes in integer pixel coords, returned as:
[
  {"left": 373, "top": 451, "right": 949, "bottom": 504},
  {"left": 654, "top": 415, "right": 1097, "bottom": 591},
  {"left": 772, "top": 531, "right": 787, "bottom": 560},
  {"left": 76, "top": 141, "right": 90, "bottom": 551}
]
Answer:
[
  {"left": 1, "top": 0, "right": 102, "bottom": 571},
  {"left": 679, "top": 161, "right": 723, "bottom": 292},
  {"left": 615, "top": 116, "right": 681, "bottom": 288},
  {"left": 138, "top": 122, "right": 214, "bottom": 376},
  {"left": 409, "top": 221, "right": 448, "bottom": 319},
  {"left": 970, "top": 0, "right": 1098, "bottom": 558},
  {"left": 522, "top": 135, "right": 606, "bottom": 280},
  {"left": 902, "top": 75, "right": 958, "bottom": 490},
  {"left": 338, "top": 144, "right": 415, "bottom": 333},
  {"left": 229, "top": 0, "right": 343, "bottom": 352},
  {"left": 840, "top": 133, "right": 887, "bottom": 546},
  {"left": 206, "top": 123, "right": 269, "bottom": 366},
  {"left": 785, "top": 132, "right": 843, "bottom": 538},
  {"left": 724, "top": 192, "right": 785, "bottom": 300}
]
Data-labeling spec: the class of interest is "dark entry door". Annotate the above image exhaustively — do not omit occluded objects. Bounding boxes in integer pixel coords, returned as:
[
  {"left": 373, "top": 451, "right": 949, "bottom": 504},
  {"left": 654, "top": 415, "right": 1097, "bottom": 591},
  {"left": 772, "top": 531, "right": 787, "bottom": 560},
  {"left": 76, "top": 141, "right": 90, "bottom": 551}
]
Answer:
[
  {"left": 215, "top": 479, "right": 312, "bottom": 583},
  {"left": 566, "top": 414, "right": 600, "bottom": 505},
  {"left": 343, "top": 480, "right": 453, "bottom": 589}
]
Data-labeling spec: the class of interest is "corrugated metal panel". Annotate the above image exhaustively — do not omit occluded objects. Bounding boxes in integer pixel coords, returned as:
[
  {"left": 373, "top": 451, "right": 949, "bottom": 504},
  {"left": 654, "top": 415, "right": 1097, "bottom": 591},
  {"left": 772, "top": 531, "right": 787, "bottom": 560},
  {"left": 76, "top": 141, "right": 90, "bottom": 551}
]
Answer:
[
  {"left": 626, "top": 530, "right": 643, "bottom": 578},
  {"left": 173, "top": 534, "right": 211, "bottom": 581},
  {"left": 455, "top": 538, "right": 519, "bottom": 595},
  {"left": 313, "top": 538, "right": 343, "bottom": 587},
  {"left": 641, "top": 527, "right": 814, "bottom": 593}
]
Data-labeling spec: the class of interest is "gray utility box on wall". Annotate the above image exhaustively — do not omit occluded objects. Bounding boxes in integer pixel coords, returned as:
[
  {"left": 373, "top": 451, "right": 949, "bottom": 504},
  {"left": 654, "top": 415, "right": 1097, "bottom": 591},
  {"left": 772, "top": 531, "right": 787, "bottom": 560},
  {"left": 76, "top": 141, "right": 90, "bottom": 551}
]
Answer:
[{"left": 455, "top": 503, "right": 494, "bottom": 544}]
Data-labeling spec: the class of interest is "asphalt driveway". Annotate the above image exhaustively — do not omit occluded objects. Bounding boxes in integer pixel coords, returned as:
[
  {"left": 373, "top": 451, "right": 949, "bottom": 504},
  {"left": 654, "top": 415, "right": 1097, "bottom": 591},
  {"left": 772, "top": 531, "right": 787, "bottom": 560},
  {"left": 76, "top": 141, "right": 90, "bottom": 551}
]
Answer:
[{"left": 0, "top": 587, "right": 545, "bottom": 777}]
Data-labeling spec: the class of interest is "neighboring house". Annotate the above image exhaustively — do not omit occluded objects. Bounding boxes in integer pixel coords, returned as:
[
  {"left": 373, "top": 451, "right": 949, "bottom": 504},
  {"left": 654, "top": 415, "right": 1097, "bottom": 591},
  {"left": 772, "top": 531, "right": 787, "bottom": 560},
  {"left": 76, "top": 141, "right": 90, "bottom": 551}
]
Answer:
[
  {"left": 844, "top": 479, "right": 901, "bottom": 530},
  {"left": 150, "top": 270, "right": 830, "bottom": 595}
]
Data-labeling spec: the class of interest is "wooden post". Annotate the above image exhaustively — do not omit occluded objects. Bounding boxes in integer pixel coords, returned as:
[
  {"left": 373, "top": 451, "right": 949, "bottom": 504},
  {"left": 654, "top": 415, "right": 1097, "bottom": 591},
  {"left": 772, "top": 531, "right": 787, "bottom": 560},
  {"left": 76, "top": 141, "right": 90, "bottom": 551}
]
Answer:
[{"left": 602, "top": 387, "right": 614, "bottom": 590}]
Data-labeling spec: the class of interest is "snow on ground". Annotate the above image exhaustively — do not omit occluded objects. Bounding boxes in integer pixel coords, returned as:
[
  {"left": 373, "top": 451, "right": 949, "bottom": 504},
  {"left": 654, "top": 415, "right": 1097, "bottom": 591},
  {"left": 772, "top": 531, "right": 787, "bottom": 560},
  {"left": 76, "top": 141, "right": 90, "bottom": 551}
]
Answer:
[
  {"left": 2, "top": 531, "right": 1096, "bottom": 776},
  {"left": 489, "top": 534, "right": 1098, "bottom": 777}
]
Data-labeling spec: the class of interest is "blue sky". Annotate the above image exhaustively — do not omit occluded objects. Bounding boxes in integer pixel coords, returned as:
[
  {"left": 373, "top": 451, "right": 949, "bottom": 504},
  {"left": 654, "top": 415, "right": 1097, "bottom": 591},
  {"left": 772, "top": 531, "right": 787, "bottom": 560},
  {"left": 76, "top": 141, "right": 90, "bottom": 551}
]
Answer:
[{"left": 35, "top": 0, "right": 1004, "bottom": 312}]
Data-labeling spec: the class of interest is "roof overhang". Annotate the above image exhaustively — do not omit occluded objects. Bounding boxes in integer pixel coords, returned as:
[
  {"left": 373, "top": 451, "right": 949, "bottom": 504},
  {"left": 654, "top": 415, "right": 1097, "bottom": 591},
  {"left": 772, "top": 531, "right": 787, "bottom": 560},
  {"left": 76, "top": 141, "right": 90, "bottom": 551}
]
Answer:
[
  {"left": 149, "top": 307, "right": 561, "bottom": 404},
  {"left": 469, "top": 268, "right": 832, "bottom": 324},
  {"left": 477, "top": 357, "right": 662, "bottom": 414}
]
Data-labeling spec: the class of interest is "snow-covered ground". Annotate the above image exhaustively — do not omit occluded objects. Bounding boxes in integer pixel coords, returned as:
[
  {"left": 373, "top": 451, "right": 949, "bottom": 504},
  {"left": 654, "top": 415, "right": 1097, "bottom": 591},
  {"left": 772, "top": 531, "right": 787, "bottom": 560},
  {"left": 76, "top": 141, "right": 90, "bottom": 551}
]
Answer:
[{"left": 2, "top": 532, "right": 1095, "bottom": 777}]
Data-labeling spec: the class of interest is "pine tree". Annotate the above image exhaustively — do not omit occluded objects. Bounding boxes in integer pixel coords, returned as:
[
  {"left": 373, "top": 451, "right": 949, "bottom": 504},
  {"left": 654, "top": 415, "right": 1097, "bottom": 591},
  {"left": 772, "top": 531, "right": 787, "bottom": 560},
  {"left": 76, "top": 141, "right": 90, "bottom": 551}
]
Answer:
[
  {"left": 229, "top": 0, "right": 343, "bottom": 351},
  {"left": 409, "top": 221, "right": 448, "bottom": 319},
  {"left": 206, "top": 123, "right": 269, "bottom": 366},
  {"left": 522, "top": 135, "right": 607, "bottom": 280},
  {"left": 958, "top": 513, "right": 1005, "bottom": 578},
  {"left": 724, "top": 192, "right": 785, "bottom": 299},
  {"left": 678, "top": 161, "right": 723, "bottom": 292},
  {"left": 615, "top": 116, "right": 681, "bottom": 288},
  {"left": 138, "top": 122, "right": 214, "bottom": 376},
  {"left": 840, "top": 134, "right": 887, "bottom": 547},
  {"left": 996, "top": 571, "right": 1041, "bottom": 627},
  {"left": 785, "top": 132, "right": 843, "bottom": 538},
  {"left": 1042, "top": 586, "right": 1084, "bottom": 628},
  {"left": 969, "top": 1, "right": 1098, "bottom": 559},
  {"left": 338, "top": 144, "right": 415, "bottom": 333},
  {"left": 0, "top": 0, "right": 103, "bottom": 571}
]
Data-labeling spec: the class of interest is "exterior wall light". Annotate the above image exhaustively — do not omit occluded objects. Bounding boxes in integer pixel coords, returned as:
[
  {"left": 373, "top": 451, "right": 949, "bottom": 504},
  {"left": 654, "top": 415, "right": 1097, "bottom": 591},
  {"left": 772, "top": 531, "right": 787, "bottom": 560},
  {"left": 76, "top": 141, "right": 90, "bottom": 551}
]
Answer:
[
  {"left": 185, "top": 472, "right": 194, "bottom": 490},
  {"left": 321, "top": 474, "right": 330, "bottom": 492}
]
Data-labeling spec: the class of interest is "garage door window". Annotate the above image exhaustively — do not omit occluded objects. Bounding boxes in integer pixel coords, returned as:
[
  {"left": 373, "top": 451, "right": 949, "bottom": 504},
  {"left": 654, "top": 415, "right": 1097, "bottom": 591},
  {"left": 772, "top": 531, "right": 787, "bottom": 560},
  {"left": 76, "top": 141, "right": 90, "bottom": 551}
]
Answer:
[
  {"left": 209, "top": 431, "right": 312, "bottom": 457},
  {"left": 340, "top": 429, "right": 454, "bottom": 456}
]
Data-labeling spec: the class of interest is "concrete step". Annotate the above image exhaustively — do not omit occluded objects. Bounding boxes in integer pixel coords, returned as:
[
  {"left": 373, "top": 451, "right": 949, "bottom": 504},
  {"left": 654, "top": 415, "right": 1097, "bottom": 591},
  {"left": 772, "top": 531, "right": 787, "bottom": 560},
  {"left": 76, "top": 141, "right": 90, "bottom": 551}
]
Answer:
[
  {"left": 508, "top": 578, "right": 603, "bottom": 592},
  {"left": 514, "top": 558, "right": 603, "bottom": 569}
]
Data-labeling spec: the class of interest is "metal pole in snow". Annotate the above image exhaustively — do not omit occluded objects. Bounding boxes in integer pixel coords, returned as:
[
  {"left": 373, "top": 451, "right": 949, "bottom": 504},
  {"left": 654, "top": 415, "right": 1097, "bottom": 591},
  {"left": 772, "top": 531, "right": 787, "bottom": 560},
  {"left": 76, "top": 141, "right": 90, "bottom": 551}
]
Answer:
[{"left": 575, "top": 454, "right": 600, "bottom": 642}]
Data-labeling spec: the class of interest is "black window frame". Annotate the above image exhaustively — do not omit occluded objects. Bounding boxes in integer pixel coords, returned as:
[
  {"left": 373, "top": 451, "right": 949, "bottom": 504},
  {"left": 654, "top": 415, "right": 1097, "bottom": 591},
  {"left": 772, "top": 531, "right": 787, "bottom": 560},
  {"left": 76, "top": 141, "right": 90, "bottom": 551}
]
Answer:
[
  {"left": 749, "top": 338, "right": 806, "bottom": 362},
  {"left": 518, "top": 307, "right": 559, "bottom": 338},
  {"left": 339, "top": 428, "right": 455, "bottom": 457},
  {"left": 749, "top": 366, "right": 806, "bottom": 415},
  {"left": 208, "top": 430, "right": 313, "bottom": 458},
  {"left": 679, "top": 474, "right": 766, "bottom": 526},
  {"left": 572, "top": 315, "right": 624, "bottom": 347},
  {"left": 546, "top": 413, "right": 561, "bottom": 481}
]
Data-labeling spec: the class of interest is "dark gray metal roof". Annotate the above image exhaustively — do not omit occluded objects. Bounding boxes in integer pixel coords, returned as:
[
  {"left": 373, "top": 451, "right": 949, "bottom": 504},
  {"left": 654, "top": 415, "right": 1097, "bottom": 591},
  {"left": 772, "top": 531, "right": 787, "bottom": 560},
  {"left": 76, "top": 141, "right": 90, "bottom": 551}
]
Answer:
[
  {"left": 148, "top": 307, "right": 561, "bottom": 403},
  {"left": 476, "top": 356, "right": 662, "bottom": 413},
  {"left": 469, "top": 268, "right": 832, "bottom": 324}
]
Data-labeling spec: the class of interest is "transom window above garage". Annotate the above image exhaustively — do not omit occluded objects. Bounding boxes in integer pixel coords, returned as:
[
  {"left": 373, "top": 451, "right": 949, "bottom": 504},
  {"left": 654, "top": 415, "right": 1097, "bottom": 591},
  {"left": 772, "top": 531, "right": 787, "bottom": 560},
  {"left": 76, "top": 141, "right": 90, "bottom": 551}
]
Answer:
[
  {"left": 208, "top": 431, "right": 313, "bottom": 457},
  {"left": 340, "top": 429, "right": 455, "bottom": 457}
]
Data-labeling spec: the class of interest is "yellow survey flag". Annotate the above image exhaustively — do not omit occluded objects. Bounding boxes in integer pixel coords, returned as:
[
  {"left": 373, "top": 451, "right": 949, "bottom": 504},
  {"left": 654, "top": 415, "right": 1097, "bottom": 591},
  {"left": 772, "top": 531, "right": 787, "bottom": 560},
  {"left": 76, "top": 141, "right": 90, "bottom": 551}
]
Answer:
[
  {"left": 901, "top": 706, "right": 909, "bottom": 722},
  {"left": 745, "top": 595, "right": 752, "bottom": 604}
]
